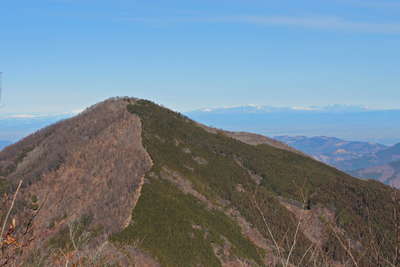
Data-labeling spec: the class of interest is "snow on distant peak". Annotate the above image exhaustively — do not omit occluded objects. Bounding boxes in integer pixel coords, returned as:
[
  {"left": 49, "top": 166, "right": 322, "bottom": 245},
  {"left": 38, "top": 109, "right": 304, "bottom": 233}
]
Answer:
[
  {"left": 191, "top": 104, "right": 380, "bottom": 114},
  {"left": 0, "top": 109, "right": 82, "bottom": 119},
  {"left": 7, "top": 114, "right": 41, "bottom": 119},
  {"left": 291, "top": 106, "right": 320, "bottom": 111}
]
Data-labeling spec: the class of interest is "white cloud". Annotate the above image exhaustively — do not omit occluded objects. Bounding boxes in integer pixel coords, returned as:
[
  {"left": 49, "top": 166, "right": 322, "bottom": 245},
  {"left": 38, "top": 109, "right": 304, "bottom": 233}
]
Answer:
[
  {"left": 123, "top": 15, "right": 400, "bottom": 34},
  {"left": 70, "top": 108, "right": 85, "bottom": 115},
  {"left": 214, "top": 15, "right": 400, "bottom": 34},
  {"left": 7, "top": 114, "right": 40, "bottom": 119},
  {"left": 0, "top": 109, "right": 81, "bottom": 119}
]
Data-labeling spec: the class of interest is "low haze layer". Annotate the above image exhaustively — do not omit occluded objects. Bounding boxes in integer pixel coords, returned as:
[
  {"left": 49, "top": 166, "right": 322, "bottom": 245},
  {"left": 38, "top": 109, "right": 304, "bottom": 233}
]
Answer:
[{"left": 187, "top": 105, "right": 400, "bottom": 145}]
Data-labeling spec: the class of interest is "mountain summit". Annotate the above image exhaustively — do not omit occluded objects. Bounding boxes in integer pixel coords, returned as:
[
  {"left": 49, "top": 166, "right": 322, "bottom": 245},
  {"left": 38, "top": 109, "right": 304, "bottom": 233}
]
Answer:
[{"left": 0, "top": 98, "right": 399, "bottom": 266}]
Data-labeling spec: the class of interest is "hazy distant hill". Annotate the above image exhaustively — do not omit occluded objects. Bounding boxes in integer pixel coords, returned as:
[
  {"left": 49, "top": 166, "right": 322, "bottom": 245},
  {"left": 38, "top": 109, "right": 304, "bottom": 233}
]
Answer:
[
  {"left": 275, "top": 136, "right": 400, "bottom": 188},
  {"left": 349, "top": 144, "right": 400, "bottom": 188},
  {"left": 352, "top": 160, "right": 400, "bottom": 189},
  {"left": 274, "top": 136, "right": 387, "bottom": 170},
  {"left": 186, "top": 105, "right": 400, "bottom": 145},
  {"left": 339, "top": 143, "right": 400, "bottom": 171},
  {"left": 0, "top": 140, "right": 12, "bottom": 150},
  {"left": 0, "top": 114, "right": 72, "bottom": 142},
  {"left": 1, "top": 98, "right": 398, "bottom": 266}
]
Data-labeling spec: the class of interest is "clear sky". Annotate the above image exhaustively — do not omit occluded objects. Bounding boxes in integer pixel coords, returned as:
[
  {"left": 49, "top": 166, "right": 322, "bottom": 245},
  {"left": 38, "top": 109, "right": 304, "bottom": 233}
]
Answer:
[{"left": 1, "top": 0, "right": 399, "bottom": 113}]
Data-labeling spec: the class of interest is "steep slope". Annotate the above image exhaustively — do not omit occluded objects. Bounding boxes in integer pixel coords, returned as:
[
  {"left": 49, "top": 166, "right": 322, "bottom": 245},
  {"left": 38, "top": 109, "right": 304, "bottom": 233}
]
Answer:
[
  {"left": 1, "top": 98, "right": 399, "bottom": 267},
  {"left": 117, "top": 100, "right": 399, "bottom": 266},
  {"left": 0, "top": 98, "right": 153, "bottom": 265}
]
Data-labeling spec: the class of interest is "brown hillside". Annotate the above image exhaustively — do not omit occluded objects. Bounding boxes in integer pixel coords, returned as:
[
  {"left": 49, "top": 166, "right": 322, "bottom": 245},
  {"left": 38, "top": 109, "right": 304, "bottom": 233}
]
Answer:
[
  {"left": 0, "top": 97, "right": 399, "bottom": 266},
  {"left": 0, "top": 98, "right": 153, "bottom": 265}
]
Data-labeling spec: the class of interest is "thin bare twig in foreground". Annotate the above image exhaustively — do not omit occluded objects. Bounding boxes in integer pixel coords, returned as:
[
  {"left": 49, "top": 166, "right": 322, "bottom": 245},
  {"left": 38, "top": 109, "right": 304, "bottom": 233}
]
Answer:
[
  {"left": 252, "top": 196, "right": 286, "bottom": 266},
  {"left": 0, "top": 180, "right": 23, "bottom": 244},
  {"left": 297, "top": 244, "right": 314, "bottom": 267},
  {"left": 327, "top": 223, "right": 359, "bottom": 267},
  {"left": 285, "top": 216, "right": 302, "bottom": 267}
]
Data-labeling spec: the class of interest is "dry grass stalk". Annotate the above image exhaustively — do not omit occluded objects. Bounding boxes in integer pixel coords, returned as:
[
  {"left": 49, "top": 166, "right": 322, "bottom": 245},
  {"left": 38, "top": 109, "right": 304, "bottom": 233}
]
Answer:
[
  {"left": 252, "top": 180, "right": 311, "bottom": 267},
  {"left": 285, "top": 217, "right": 302, "bottom": 267},
  {"left": 326, "top": 222, "right": 359, "bottom": 267},
  {"left": 252, "top": 195, "right": 285, "bottom": 266},
  {"left": 0, "top": 180, "right": 23, "bottom": 245},
  {"left": 296, "top": 243, "right": 314, "bottom": 266}
]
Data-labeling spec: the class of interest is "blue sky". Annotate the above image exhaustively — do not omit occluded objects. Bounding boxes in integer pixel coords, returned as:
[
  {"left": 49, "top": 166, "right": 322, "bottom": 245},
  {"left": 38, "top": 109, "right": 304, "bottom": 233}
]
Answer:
[{"left": 1, "top": 0, "right": 399, "bottom": 113}]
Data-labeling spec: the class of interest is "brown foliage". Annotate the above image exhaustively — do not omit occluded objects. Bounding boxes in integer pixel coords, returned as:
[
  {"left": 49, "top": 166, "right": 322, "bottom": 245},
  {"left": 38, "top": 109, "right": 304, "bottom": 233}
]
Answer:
[{"left": 0, "top": 97, "right": 153, "bottom": 265}]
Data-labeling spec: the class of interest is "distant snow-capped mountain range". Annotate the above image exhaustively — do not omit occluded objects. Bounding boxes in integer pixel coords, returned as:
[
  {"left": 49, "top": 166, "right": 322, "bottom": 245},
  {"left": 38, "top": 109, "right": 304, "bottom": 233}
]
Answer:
[
  {"left": 2, "top": 104, "right": 400, "bottom": 187},
  {"left": 191, "top": 104, "right": 392, "bottom": 114},
  {"left": 1, "top": 104, "right": 400, "bottom": 145},
  {"left": 0, "top": 109, "right": 82, "bottom": 119},
  {"left": 186, "top": 104, "right": 400, "bottom": 145},
  {"left": 0, "top": 113, "right": 75, "bottom": 142}
]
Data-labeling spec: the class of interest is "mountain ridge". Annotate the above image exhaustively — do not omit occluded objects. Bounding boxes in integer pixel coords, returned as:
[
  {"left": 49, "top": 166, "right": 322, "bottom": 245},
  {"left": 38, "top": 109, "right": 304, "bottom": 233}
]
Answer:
[
  {"left": 351, "top": 160, "right": 400, "bottom": 188},
  {"left": 274, "top": 136, "right": 388, "bottom": 170},
  {"left": 189, "top": 104, "right": 390, "bottom": 114},
  {"left": 342, "top": 142, "right": 400, "bottom": 171},
  {"left": 1, "top": 97, "right": 399, "bottom": 266},
  {"left": 275, "top": 136, "right": 400, "bottom": 188}
]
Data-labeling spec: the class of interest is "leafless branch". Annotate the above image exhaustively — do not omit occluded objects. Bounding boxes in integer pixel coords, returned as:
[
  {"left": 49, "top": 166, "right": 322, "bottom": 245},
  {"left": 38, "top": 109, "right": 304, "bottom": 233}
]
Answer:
[{"left": 0, "top": 180, "right": 23, "bottom": 245}]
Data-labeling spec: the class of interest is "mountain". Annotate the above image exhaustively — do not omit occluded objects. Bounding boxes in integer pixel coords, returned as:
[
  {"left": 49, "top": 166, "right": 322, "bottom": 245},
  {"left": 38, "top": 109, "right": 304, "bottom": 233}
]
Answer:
[
  {"left": 186, "top": 105, "right": 400, "bottom": 145},
  {"left": 1, "top": 98, "right": 399, "bottom": 266},
  {"left": 0, "top": 140, "right": 12, "bottom": 150},
  {"left": 352, "top": 160, "right": 400, "bottom": 189},
  {"left": 274, "top": 136, "right": 387, "bottom": 171},
  {"left": 350, "top": 144, "right": 400, "bottom": 188},
  {"left": 339, "top": 143, "right": 400, "bottom": 171},
  {"left": 189, "top": 104, "right": 371, "bottom": 115},
  {"left": 274, "top": 136, "right": 400, "bottom": 188}
]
